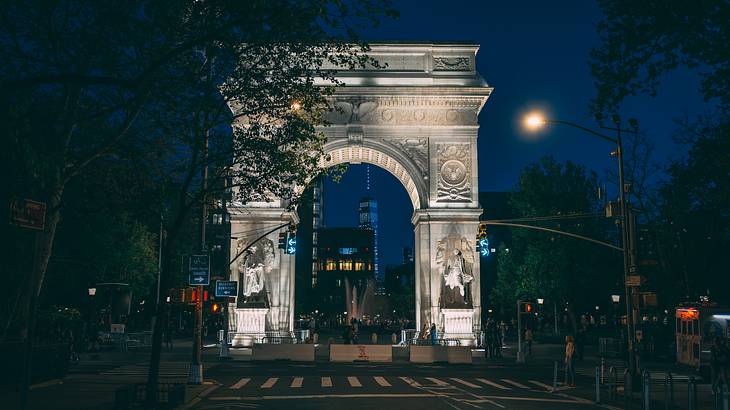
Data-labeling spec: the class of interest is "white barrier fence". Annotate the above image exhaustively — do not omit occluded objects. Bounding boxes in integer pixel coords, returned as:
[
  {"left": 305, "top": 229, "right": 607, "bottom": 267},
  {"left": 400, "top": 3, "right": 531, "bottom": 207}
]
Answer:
[
  {"left": 252, "top": 344, "right": 315, "bottom": 361},
  {"left": 409, "top": 345, "right": 472, "bottom": 364},
  {"left": 330, "top": 344, "right": 393, "bottom": 362}
]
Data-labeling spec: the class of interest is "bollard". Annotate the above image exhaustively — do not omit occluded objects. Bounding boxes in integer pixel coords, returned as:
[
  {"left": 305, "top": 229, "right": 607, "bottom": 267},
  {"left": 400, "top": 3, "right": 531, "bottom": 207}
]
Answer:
[
  {"left": 625, "top": 369, "right": 633, "bottom": 410},
  {"left": 715, "top": 383, "right": 730, "bottom": 410},
  {"left": 687, "top": 375, "right": 696, "bottom": 410},
  {"left": 642, "top": 370, "right": 650, "bottom": 410},
  {"left": 595, "top": 366, "right": 601, "bottom": 404},
  {"left": 371, "top": 333, "right": 378, "bottom": 344},
  {"left": 663, "top": 372, "right": 673, "bottom": 410},
  {"left": 552, "top": 360, "right": 558, "bottom": 392},
  {"left": 608, "top": 366, "right": 617, "bottom": 400},
  {"left": 391, "top": 333, "right": 397, "bottom": 344},
  {"left": 313, "top": 333, "right": 319, "bottom": 344}
]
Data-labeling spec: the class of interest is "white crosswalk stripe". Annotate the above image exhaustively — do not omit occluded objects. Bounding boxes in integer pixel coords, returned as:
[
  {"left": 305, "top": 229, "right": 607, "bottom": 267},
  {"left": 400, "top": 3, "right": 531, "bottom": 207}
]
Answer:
[
  {"left": 374, "top": 376, "right": 391, "bottom": 387},
  {"left": 223, "top": 376, "right": 562, "bottom": 392},
  {"left": 528, "top": 380, "right": 554, "bottom": 390},
  {"left": 260, "top": 377, "right": 278, "bottom": 389},
  {"left": 425, "top": 377, "right": 449, "bottom": 386},
  {"left": 450, "top": 378, "right": 481, "bottom": 388},
  {"left": 399, "top": 377, "right": 421, "bottom": 387},
  {"left": 501, "top": 379, "right": 530, "bottom": 389},
  {"left": 476, "top": 378, "right": 511, "bottom": 390},
  {"left": 231, "top": 378, "right": 250, "bottom": 389}
]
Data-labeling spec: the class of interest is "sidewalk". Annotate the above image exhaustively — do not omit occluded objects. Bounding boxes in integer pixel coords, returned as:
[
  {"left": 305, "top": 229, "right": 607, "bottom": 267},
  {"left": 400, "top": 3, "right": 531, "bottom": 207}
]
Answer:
[
  {"left": 0, "top": 338, "right": 222, "bottom": 409},
  {"left": 500, "top": 341, "right": 717, "bottom": 410}
]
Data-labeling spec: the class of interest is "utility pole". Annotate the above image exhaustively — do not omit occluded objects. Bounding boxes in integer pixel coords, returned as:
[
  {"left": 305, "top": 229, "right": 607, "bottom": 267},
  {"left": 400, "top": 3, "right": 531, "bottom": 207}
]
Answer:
[
  {"left": 219, "top": 178, "right": 231, "bottom": 360},
  {"left": 615, "top": 125, "right": 638, "bottom": 379},
  {"left": 188, "top": 130, "right": 208, "bottom": 384}
]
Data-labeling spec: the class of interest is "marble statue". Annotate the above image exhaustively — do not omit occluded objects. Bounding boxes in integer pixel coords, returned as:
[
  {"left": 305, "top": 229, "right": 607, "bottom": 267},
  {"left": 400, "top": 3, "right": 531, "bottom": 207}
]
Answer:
[
  {"left": 236, "top": 237, "right": 275, "bottom": 306},
  {"left": 437, "top": 237, "right": 474, "bottom": 308}
]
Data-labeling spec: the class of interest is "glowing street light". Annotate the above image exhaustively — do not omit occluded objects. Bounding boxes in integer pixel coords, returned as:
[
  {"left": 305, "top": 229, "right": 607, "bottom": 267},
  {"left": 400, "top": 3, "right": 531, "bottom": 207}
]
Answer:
[
  {"left": 611, "top": 294, "right": 621, "bottom": 303},
  {"left": 524, "top": 112, "right": 546, "bottom": 130},
  {"left": 290, "top": 101, "right": 302, "bottom": 111},
  {"left": 537, "top": 298, "right": 544, "bottom": 305}
]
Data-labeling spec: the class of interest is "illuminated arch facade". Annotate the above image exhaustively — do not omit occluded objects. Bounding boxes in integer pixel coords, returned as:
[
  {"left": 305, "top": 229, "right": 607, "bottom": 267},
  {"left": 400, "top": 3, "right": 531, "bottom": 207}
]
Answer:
[{"left": 228, "top": 43, "right": 493, "bottom": 345}]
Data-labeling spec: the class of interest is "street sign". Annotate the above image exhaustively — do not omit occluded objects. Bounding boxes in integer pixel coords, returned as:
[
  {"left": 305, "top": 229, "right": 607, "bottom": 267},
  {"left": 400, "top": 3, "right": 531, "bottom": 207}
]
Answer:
[
  {"left": 189, "top": 255, "right": 210, "bottom": 285},
  {"left": 215, "top": 280, "right": 238, "bottom": 297},
  {"left": 9, "top": 198, "right": 46, "bottom": 230},
  {"left": 286, "top": 235, "right": 296, "bottom": 254},
  {"left": 625, "top": 275, "right": 641, "bottom": 287}
]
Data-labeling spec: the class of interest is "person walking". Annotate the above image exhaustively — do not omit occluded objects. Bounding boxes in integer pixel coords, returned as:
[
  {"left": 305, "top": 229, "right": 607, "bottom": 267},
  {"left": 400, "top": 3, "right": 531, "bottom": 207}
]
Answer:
[
  {"left": 565, "top": 335, "right": 576, "bottom": 387},
  {"left": 711, "top": 337, "right": 729, "bottom": 394},
  {"left": 430, "top": 323, "right": 437, "bottom": 345},
  {"left": 525, "top": 327, "right": 533, "bottom": 356}
]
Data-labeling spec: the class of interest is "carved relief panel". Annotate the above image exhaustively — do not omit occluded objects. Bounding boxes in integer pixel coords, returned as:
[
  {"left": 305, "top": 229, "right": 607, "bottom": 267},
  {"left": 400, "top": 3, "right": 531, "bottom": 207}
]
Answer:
[{"left": 436, "top": 143, "right": 472, "bottom": 202}]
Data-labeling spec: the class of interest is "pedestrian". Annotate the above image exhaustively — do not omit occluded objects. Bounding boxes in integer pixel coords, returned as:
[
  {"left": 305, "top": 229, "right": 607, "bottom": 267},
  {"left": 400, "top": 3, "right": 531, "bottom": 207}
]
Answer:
[
  {"left": 342, "top": 325, "right": 352, "bottom": 344},
  {"left": 565, "top": 335, "right": 576, "bottom": 387},
  {"left": 491, "top": 325, "right": 502, "bottom": 358},
  {"left": 430, "top": 323, "right": 437, "bottom": 345},
  {"left": 711, "top": 337, "right": 729, "bottom": 394},
  {"left": 499, "top": 321, "right": 507, "bottom": 347},
  {"left": 525, "top": 327, "right": 533, "bottom": 356},
  {"left": 164, "top": 324, "right": 173, "bottom": 351}
]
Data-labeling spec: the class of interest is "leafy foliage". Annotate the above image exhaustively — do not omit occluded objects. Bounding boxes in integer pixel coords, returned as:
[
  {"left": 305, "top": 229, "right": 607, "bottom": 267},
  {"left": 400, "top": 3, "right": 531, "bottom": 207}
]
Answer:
[
  {"left": 590, "top": 0, "right": 730, "bottom": 115},
  {"left": 491, "top": 157, "right": 618, "bottom": 315}
]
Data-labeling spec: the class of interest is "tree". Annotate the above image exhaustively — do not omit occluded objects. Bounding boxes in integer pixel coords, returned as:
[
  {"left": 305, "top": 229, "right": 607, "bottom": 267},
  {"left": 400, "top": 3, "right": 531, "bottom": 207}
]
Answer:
[
  {"left": 491, "top": 157, "right": 618, "bottom": 329},
  {"left": 590, "top": 0, "right": 730, "bottom": 115},
  {"left": 590, "top": 1, "right": 730, "bottom": 306},
  {"left": 1, "top": 0, "right": 396, "bottom": 400}
]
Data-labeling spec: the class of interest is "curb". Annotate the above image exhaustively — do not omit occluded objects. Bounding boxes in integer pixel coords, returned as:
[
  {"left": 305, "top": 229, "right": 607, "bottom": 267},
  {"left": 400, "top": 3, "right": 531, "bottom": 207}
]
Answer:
[{"left": 178, "top": 380, "right": 220, "bottom": 410}]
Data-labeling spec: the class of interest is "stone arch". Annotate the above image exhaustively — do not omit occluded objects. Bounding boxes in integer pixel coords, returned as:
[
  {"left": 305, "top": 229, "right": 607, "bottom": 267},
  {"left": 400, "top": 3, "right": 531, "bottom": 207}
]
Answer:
[{"left": 320, "top": 139, "right": 427, "bottom": 211}]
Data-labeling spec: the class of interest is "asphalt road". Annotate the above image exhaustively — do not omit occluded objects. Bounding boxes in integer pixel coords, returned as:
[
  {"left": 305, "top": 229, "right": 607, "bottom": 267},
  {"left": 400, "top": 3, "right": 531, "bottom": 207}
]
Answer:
[{"left": 191, "top": 360, "right": 604, "bottom": 410}]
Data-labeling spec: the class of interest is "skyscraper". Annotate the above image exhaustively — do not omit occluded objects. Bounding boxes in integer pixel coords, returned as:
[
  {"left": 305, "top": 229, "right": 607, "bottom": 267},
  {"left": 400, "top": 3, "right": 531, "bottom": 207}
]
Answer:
[{"left": 358, "top": 167, "right": 382, "bottom": 288}]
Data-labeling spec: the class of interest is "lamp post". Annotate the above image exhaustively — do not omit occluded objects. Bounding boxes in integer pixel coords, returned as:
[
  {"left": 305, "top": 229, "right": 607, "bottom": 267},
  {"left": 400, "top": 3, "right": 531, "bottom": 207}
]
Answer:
[{"left": 523, "top": 112, "right": 638, "bottom": 377}]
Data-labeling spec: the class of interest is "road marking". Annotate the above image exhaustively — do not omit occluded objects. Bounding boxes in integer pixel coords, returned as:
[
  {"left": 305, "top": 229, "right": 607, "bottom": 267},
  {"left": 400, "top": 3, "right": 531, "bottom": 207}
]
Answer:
[
  {"left": 290, "top": 377, "right": 303, "bottom": 388},
  {"left": 425, "top": 377, "right": 449, "bottom": 386},
  {"left": 260, "top": 377, "right": 278, "bottom": 389},
  {"left": 476, "top": 378, "right": 511, "bottom": 390},
  {"left": 500, "top": 379, "right": 530, "bottom": 389},
  {"left": 210, "top": 394, "right": 436, "bottom": 401},
  {"left": 374, "top": 376, "right": 391, "bottom": 387},
  {"left": 399, "top": 377, "right": 421, "bottom": 387},
  {"left": 450, "top": 378, "right": 481, "bottom": 388},
  {"left": 347, "top": 376, "right": 362, "bottom": 387},
  {"left": 528, "top": 380, "right": 554, "bottom": 390},
  {"left": 230, "top": 378, "right": 250, "bottom": 389},
  {"left": 321, "top": 377, "right": 332, "bottom": 387}
]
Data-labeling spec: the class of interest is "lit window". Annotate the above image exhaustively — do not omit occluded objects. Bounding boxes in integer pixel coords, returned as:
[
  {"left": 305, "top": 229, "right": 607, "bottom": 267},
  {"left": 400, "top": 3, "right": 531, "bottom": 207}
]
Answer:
[
  {"left": 354, "top": 261, "right": 364, "bottom": 271},
  {"left": 340, "top": 260, "right": 353, "bottom": 271},
  {"left": 325, "top": 259, "right": 336, "bottom": 271}
]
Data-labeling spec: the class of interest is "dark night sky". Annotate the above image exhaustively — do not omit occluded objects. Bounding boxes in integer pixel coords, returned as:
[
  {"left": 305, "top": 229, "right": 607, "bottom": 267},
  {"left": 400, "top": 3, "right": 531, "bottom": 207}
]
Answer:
[{"left": 323, "top": 0, "right": 709, "bottom": 268}]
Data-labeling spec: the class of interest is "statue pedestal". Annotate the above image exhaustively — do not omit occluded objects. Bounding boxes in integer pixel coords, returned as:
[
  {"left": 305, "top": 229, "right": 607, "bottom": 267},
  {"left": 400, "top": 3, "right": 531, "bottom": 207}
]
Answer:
[
  {"left": 232, "top": 307, "right": 269, "bottom": 347},
  {"left": 442, "top": 308, "right": 475, "bottom": 346}
]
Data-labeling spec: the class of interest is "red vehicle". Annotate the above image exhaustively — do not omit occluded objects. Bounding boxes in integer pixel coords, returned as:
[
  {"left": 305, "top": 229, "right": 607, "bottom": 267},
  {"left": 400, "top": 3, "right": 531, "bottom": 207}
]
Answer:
[{"left": 675, "top": 305, "right": 730, "bottom": 371}]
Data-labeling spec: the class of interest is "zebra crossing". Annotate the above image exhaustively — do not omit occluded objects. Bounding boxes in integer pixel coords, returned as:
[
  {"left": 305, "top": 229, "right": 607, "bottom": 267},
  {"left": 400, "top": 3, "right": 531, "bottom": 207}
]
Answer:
[{"left": 222, "top": 375, "right": 557, "bottom": 392}]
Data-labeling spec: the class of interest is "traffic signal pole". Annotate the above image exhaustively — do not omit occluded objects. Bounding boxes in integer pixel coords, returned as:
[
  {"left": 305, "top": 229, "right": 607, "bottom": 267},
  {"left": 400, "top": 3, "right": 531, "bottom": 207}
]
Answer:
[
  {"left": 188, "top": 130, "right": 208, "bottom": 385},
  {"left": 517, "top": 300, "right": 524, "bottom": 363}
]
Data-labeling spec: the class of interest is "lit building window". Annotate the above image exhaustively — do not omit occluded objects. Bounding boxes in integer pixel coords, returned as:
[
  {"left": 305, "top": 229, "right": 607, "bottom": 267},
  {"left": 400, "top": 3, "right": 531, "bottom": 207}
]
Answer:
[
  {"left": 325, "top": 259, "right": 336, "bottom": 271},
  {"left": 354, "top": 261, "right": 364, "bottom": 271},
  {"left": 340, "top": 259, "right": 353, "bottom": 271}
]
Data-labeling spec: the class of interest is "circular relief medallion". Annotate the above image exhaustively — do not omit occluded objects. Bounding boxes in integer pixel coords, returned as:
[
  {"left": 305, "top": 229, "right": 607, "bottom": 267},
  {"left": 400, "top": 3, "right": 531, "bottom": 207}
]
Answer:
[
  {"left": 440, "top": 160, "right": 467, "bottom": 185},
  {"left": 414, "top": 110, "right": 426, "bottom": 121},
  {"left": 382, "top": 109, "right": 394, "bottom": 122},
  {"left": 446, "top": 110, "right": 459, "bottom": 122}
]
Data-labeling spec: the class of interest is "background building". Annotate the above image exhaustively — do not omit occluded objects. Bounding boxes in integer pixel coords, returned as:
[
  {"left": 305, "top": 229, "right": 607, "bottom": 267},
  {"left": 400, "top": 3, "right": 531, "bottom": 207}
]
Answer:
[{"left": 315, "top": 228, "right": 375, "bottom": 321}]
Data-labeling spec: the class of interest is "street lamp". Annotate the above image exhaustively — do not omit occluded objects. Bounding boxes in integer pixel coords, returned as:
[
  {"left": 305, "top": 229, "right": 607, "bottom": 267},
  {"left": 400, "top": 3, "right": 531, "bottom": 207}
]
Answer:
[
  {"left": 611, "top": 294, "right": 621, "bottom": 304},
  {"left": 537, "top": 298, "right": 544, "bottom": 305},
  {"left": 88, "top": 287, "right": 97, "bottom": 296},
  {"left": 522, "top": 111, "right": 639, "bottom": 377}
]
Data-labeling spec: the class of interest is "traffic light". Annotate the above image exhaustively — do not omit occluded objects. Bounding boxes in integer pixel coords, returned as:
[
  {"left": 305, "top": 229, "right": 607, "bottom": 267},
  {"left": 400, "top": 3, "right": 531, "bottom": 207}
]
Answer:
[
  {"left": 525, "top": 303, "right": 533, "bottom": 313},
  {"left": 211, "top": 303, "right": 220, "bottom": 313},
  {"left": 278, "top": 231, "right": 287, "bottom": 249},
  {"left": 285, "top": 225, "right": 297, "bottom": 254},
  {"left": 476, "top": 222, "right": 490, "bottom": 257}
]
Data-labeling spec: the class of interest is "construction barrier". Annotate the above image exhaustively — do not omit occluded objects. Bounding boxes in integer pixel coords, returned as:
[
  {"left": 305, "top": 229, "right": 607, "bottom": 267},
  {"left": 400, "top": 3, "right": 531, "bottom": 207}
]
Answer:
[
  {"left": 252, "top": 343, "right": 315, "bottom": 361},
  {"left": 329, "top": 344, "right": 392, "bottom": 362}
]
